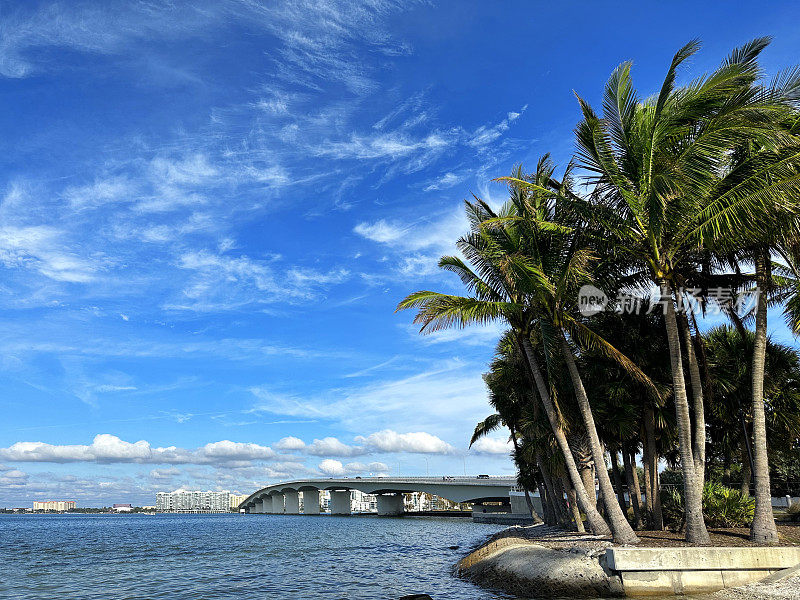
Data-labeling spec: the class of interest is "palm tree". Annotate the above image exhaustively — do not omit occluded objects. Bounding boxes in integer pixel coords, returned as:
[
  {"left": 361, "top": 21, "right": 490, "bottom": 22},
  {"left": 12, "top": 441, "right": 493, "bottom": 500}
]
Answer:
[
  {"left": 705, "top": 325, "right": 800, "bottom": 530},
  {"left": 488, "top": 160, "right": 642, "bottom": 543},
  {"left": 397, "top": 190, "right": 613, "bottom": 537},
  {"left": 564, "top": 39, "right": 800, "bottom": 544},
  {"left": 471, "top": 335, "right": 545, "bottom": 523}
]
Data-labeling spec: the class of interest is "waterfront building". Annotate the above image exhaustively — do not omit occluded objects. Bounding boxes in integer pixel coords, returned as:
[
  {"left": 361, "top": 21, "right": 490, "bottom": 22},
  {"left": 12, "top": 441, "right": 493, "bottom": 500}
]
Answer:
[
  {"left": 350, "top": 489, "right": 377, "bottom": 513},
  {"left": 229, "top": 494, "right": 248, "bottom": 510},
  {"left": 113, "top": 503, "right": 133, "bottom": 512},
  {"left": 404, "top": 492, "right": 432, "bottom": 512},
  {"left": 156, "top": 490, "right": 231, "bottom": 513},
  {"left": 32, "top": 500, "right": 76, "bottom": 511}
]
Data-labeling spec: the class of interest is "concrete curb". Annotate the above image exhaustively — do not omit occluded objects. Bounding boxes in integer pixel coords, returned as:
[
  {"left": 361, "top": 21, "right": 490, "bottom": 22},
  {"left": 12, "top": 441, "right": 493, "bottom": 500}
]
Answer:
[{"left": 759, "top": 561, "right": 800, "bottom": 584}]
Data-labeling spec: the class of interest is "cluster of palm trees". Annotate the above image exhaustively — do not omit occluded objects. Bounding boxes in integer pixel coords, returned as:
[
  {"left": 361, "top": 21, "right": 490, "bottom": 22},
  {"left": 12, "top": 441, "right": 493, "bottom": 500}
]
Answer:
[{"left": 398, "top": 39, "right": 800, "bottom": 545}]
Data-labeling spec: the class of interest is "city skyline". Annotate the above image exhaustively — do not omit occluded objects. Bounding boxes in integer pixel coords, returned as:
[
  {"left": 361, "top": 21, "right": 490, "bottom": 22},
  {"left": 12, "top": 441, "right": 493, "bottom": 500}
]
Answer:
[{"left": 3, "top": 0, "right": 800, "bottom": 507}]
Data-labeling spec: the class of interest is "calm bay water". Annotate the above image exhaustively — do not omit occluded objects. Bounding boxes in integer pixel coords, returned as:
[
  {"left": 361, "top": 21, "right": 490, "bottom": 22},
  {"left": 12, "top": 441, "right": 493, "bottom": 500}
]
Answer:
[{"left": 0, "top": 514, "right": 516, "bottom": 600}]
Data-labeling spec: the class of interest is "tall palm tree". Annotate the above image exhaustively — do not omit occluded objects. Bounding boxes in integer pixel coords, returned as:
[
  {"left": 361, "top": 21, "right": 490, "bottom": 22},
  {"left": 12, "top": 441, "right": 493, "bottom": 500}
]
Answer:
[
  {"left": 471, "top": 335, "right": 545, "bottom": 523},
  {"left": 397, "top": 191, "right": 613, "bottom": 537},
  {"left": 565, "top": 39, "right": 799, "bottom": 544},
  {"left": 489, "top": 160, "right": 642, "bottom": 543}
]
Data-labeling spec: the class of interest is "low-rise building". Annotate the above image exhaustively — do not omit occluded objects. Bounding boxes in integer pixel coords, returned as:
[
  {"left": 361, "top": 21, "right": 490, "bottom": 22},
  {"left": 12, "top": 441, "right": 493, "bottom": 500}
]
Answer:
[
  {"left": 33, "top": 500, "right": 76, "bottom": 511},
  {"left": 112, "top": 503, "right": 133, "bottom": 512}
]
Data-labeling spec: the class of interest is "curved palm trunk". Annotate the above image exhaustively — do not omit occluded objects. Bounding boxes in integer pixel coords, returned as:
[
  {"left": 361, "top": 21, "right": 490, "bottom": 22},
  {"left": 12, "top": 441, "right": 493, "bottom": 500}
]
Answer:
[
  {"left": 537, "top": 453, "right": 563, "bottom": 526},
  {"left": 659, "top": 280, "right": 710, "bottom": 545},
  {"left": 535, "top": 476, "right": 555, "bottom": 525},
  {"left": 750, "top": 248, "right": 779, "bottom": 544},
  {"left": 571, "top": 434, "right": 597, "bottom": 507},
  {"left": 563, "top": 476, "right": 585, "bottom": 533},
  {"left": 508, "top": 425, "right": 544, "bottom": 524},
  {"left": 559, "top": 334, "right": 639, "bottom": 544},
  {"left": 519, "top": 336, "right": 612, "bottom": 536}
]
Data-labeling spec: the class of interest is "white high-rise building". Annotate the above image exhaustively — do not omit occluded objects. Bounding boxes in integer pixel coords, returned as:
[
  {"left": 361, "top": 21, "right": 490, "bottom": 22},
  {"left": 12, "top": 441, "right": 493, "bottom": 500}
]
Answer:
[
  {"left": 156, "top": 490, "right": 231, "bottom": 512},
  {"left": 351, "top": 489, "right": 377, "bottom": 513}
]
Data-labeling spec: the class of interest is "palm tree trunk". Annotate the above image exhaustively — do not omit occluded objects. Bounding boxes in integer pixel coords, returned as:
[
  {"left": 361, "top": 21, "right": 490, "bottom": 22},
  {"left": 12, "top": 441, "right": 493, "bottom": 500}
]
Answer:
[
  {"left": 643, "top": 406, "right": 663, "bottom": 530},
  {"left": 538, "top": 452, "right": 566, "bottom": 526},
  {"left": 508, "top": 425, "right": 544, "bottom": 524},
  {"left": 610, "top": 450, "right": 628, "bottom": 512},
  {"left": 750, "top": 247, "right": 779, "bottom": 544},
  {"left": 559, "top": 334, "right": 639, "bottom": 544},
  {"left": 552, "top": 474, "right": 571, "bottom": 527},
  {"left": 659, "top": 279, "right": 710, "bottom": 545},
  {"left": 535, "top": 476, "right": 555, "bottom": 526},
  {"left": 519, "top": 336, "right": 611, "bottom": 536},
  {"left": 642, "top": 437, "right": 653, "bottom": 518},
  {"left": 676, "top": 299, "right": 706, "bottom": 488},
  {"left": 572, "top": 435, "right": 597, "bottom": 507},
  {"left": 740, "top": 446, "right": 752, "bottom": 496},
  {"left": 563, "top": 477, "right": 585, "bottom": 533},
  {"left": 623, "top": 447, "right": 643, "bottom": 530}
]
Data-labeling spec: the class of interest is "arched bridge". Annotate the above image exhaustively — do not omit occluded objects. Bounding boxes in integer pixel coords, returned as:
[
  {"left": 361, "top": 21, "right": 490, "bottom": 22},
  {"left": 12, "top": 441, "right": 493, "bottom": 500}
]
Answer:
[{"left": 239, "top": 476, "right": 518, "bottom": 516}]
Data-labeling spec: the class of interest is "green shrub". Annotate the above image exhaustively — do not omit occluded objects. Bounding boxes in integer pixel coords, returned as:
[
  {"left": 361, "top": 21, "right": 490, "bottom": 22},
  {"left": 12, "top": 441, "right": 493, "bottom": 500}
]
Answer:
[
  {"left": 788, "top": 501, "right": 800, "bottom": 522},
  {"left": 702, "top": 482, "right": 755, "bottom": 527},
  {"left": 661, "top": 482, "right": 755, "bottom": 529},
  {"left": 661, "top": 487, "right": 685, "bottom": 529}
]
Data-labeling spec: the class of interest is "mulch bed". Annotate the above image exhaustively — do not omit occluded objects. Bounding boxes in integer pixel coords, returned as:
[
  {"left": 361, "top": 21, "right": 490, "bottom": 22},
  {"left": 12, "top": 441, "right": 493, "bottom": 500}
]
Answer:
[
  {"left": 480, "top": 522, "right": 800, "bottom": 551},
  {"left": 634, "top": 523, "right": 800, "bottom": 547}
]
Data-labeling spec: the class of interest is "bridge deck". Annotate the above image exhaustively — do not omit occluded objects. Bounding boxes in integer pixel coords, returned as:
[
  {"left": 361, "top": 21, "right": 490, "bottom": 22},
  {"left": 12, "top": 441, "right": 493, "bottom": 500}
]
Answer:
[{"left": 240, "top": 476, "right": 517, "bottom": 513}]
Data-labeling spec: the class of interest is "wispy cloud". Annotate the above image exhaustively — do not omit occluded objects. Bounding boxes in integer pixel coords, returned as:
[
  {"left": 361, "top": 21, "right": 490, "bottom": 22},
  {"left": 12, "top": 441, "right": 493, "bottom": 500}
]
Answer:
[
  {"left": 248, "top": 359, "right": 492, "bottom": 440},
  {"left": 0, "top": 225, "right": 101, "bottom": 283}
]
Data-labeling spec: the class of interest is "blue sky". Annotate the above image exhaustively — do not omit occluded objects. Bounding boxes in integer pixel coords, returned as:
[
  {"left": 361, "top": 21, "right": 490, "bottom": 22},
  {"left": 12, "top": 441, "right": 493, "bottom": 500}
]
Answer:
[{"left": 2, "top": 1, "right": 800, "bottom": 507}]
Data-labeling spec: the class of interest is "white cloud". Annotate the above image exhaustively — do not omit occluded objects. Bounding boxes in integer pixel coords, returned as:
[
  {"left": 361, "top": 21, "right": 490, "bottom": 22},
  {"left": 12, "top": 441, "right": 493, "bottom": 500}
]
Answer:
[
  {"left": 353, "top": 205, "right": 468, "bottom": 269},
  {"left": 353, "top": 219, "right": 407, "bottom": 244},
  {"left": 0, "top": 225, "right": 100, "bottom": 283},
  {"left": 249, "top": 360, "right": 491, "bottom": 438},
  {"left": 355, "top": 430, "right": 454, "bottom": 454},
  {"left": 411, "top": 321, "right": 506, "bottom": 347},
  {"left": 318, "top": 458, "right": 345, "bottom": 476},
  {"left": 168, "top": 250, "right": 349, "bottom": 312},
  {"left": 317, "top": 459, "right": 389, "bottom": 476},
  {"left": 0, "top": 434, "right": 279, "bottom": 466},
  {"left": 305, "top": 437, "right": 365, "bottom": 457},
  {"left": 467, "top": 105, "right": 527, "bottom": 147},
  {"left": 423, "top": 172, "right": 464, "bottom": 192},
  {"left": 149, "top": 467, "right": 180, "bottom": 479},
  {"left": 316, "top": 131, "right": 453, "bottom": 161},
  {"left": 64, "top": 177, "right": 134, "bottom": 210},
  {"left": 274, "top": 436, "right": 306, "bottom": 451},
  {"left": 470, "top": 437, "right": 512, "bottom": 456}
]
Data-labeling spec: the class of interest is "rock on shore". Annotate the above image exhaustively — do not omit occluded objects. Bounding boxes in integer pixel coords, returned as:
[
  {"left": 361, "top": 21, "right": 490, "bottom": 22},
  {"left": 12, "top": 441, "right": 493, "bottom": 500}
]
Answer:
[{"left": 457, "top": 535, "right": 624, "bottom": 598}]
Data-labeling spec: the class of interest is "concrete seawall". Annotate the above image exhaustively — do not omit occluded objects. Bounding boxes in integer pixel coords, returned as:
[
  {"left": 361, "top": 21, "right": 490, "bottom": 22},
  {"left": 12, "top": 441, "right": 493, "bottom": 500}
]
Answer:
[
  {"left": 607, "top": 547, "right": 800, "bottom": 596},
  {"left": 457, "top": 538, "right": 800, "bottom": 597}
]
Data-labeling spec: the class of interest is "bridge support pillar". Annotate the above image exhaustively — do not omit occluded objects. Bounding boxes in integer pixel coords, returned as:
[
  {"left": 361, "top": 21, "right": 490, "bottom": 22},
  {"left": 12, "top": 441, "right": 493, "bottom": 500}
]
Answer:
[
  {"left": 302, "top": 490, "right": 320, "bottom": 514},
  {"left": 261, "top": 495, "right": 273, "bottom": 514},
  {"left": 330, "top": 490, "right": 351, "bottom": 515},
  {"left": 377, "top": 493, "right": 405, "bottom": 516},
  {"left": 284, "top": 490, "right": 300, "bottom": 514},
  {"left": 253, "top": 499, "right": 263, "bottom": 513},
  {"left": 272, "top": 494, "right": 284, "bottom": 514}
]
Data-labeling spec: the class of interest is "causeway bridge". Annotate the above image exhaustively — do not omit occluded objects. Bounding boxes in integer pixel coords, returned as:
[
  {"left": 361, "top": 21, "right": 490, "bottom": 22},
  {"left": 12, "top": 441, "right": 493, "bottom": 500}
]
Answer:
[{"left": 239, "top": 476, "right": 518, "bottom": 516}]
